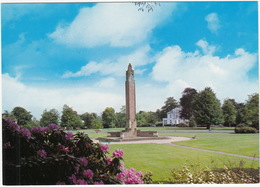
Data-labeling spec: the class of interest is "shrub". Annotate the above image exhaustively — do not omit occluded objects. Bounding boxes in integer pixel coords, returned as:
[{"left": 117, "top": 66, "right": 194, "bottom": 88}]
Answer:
[
  {"left": 235, "top": 126, "right": 258, "bottom": 133},
  {"left": 176, "top": 123, "right": 188, "bottom": 127},
  {"left": 166, "top": 163, "right": 259, "bottom": 184},
  {"left": 2, "top": 118, "right": 144, "bottom": 185}
]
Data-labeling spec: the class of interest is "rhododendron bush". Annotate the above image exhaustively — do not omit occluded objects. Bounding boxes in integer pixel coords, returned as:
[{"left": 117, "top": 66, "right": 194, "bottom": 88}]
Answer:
[{"left": 2, "top": 119, "right": 145, "bottom": 185}]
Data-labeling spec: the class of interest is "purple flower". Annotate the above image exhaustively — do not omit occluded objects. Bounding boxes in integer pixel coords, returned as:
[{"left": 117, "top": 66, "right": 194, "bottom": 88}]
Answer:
[
  {"left": 31, "top": 127, "right": 49, "bottom": 134},
  {"left": 56, "top": 181, "right": 66, "bottom": 185},
  {"left": 94, "top": 181, "right": 104, "bottom": 185},
  {"left": 75, "top": 166, "right": 80, "bottom": 174},
  {"left": 79, "top": 157, "right": 88, "bottom": 166},
  {"left": 20, "top": 128, "right": 31, "bottom": 139},
  {"left": 116, "top": 168, "right": 144, "bottom": 184},
  {"left": 3, "top": 142, "right": 11, "bottom": 148},
  {"left": 106, "top": 155, "right": 112, "bottom": 165},
  {"left": 69, "top": 174, "right": 77, "bottom": 184},
  {"left": 76, "top": 179, "right": 87, "bottom": 185},
  {"left": 37, "top": 149, "right": 47, "bottom": 158},
  {"left": 58, "top": 145, "right": 69, "bottom": 152},
  {"left": 5, "top": 119, "right": 19, "bottom": 132},
  {"left": 113, "top": 149, "right": 124, "bottom": 158},
  {"left": 83, "top": 169, "right": 94, "bottom": 179},
  {"left": 65, "top": 132, "right": 74, "bottom": 140},
  {"left": 99, "top": 144, "right": 109, "bottom": 152},
  {"left": 48, "top": 123, "right": 58, "bottom": 130}
]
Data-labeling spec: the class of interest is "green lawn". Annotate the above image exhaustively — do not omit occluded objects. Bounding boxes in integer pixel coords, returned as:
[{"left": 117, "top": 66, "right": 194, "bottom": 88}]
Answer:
[
  {"left": 108, "top": 143, "right": 259, "bottom": 183},
  {"left": 159, "top": 133, "right": 259, "bottom": 158},
  {"left": 82, "top": 131, "right": 259, "bottom": 182}
]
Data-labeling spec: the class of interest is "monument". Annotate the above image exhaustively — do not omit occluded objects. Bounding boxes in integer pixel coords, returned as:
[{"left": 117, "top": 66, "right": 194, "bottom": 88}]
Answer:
[{"left": 98, "top": 63, "right": 169, "bottom": 142}]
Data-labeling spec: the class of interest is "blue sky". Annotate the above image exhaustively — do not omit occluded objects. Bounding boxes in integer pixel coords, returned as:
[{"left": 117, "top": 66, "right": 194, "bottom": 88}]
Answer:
[{"left": 2, "top": 2, "right": 259, "bottom": 119}]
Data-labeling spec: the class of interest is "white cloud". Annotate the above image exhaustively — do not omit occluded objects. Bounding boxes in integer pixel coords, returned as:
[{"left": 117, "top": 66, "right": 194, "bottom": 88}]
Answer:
[
  {"left": 152, "top": 39, "right": 258, "bottom": 102},
  {"left": 49, "top": 3, "right": 176, "bottom": 47},
  {"left": 62, "top": 45, "right": 152, "bottom": 78},
  {"left": 205, "top": 12, "right": 220, "bottom": 34},
  {"left": 196, "top": 39, "right": 216, "bottom": 55},
  {"left": 2, "top": 73, "right": 124, "bottom": 119},
  {"left": 2, "top": 4, "right": 46, "bottom": 25},
  {"left": 95, "top": 77, "right": 117, "bottom": 88}
]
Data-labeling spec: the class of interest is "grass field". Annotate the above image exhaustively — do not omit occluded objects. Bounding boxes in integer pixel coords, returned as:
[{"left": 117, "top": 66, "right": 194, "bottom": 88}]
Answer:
[
  {"left": 159, "top": 133, "right": 259, "bottom": 158},
  {"left": 72, "top": 128, "right": 259, "bottom": 182},
  {"left": 108, "top": 143, "right": 259, "bottom": 183}
]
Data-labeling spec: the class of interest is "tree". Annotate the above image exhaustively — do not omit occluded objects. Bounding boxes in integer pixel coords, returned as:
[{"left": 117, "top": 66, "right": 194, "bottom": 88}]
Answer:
[
  {"left": 2, "top": 110, "right": 16, "bottom": 121},
  {"left": 102, "top": 107, "right": 117, "bottom": 128},
  {"left": 180, "top": 88, "right": 198, "bottom": 121},
  {"left": 226, "top": 99, "right": 246, "bottom": 124},
  {"left": 11, "top": 106, "right": 32, "bottom": 126},
  {"left": 159, "top": 97, "right": 179, "bottom": 119},
  {"left": 60, "top": 105, "right": 83, "bottom": 129},
  {"left": 81, "top": 112, "right": 99, "bottom": 129},
  {"left": 115, "top": 106, "right": 126, "bottom": 128},
  {"left": 137, "top": 111, "right": 159, "bottom": 125},
  {"left": 222, "top": 99, "right": 237, "bottom": 127},
  {"left": 243, "top": 93, "right": 259, "bottom": 128},
  {"left": 40, "top": 109, "right": 60, "bottom": 127},
  {"left": 192, "top": 87, "right": 223, "bottom": 129}
]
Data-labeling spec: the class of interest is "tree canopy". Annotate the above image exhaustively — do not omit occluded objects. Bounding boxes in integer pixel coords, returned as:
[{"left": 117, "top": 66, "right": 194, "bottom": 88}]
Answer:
[
  {"left": 243, "top": 93, "right": 259, "bottom": 128},
  {"left": 61, "top": 105, "right": 83, "bottom": 129},
  {"left": 11, "top": 106, "right": 32, "bottom": 126},
  {"left": 40, "top": 109, "right": 60, "bottom": 127},
  {"left": 192, "top": 87, "right": 223, "bottom": 129},
  {"left": 180, "top": 87, "right": 198, "bottom": 120},
  {"left": 222, "top": 99, "right": 237, "bottom": 127},
  {"left": 159, "top": 97, "right": 179, "bottom": 118},
  {"left": 102, "top": 107, "right": 117, "bottom": 128}
]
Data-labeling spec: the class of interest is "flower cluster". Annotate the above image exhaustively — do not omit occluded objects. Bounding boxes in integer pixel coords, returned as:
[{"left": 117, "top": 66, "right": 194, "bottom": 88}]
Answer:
[
  {"left": 2, "top": 118, "right": 145, "bottom": 185},
  {"left": 116, "top": 168, "right": 144, "bottom": 184},
  {"left": 113, "top": 149, "right": 124, "bottom": 158},
  {"left": 5, "top": 119, "right": 19, "bottom": 132},
  {"left": 99, "top": 144, "right": 109, "bottom": 152},
  {"left": 37, "top": 150, "right": 47, "bottom": 158},
  {"left": 20, "top": 128, "right": 31, "bottom": 139}
]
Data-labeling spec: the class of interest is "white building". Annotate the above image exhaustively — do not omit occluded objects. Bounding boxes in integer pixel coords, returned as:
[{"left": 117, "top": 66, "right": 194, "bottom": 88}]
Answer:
[{"left": 162, "top": 107, "right": 187, "bottom": 126}]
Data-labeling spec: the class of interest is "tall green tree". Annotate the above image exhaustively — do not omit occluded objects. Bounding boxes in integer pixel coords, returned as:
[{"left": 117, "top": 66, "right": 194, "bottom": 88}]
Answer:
[
  {"left": 102, "top": 107, "right": 117, "bottom": 128},
  {"left": 243, "top": 93, "right": 259, "bottom": 128},
  {"left": 226, "top": 99, "right": 246, "bottom": 124},
  {"left": 192, "top": 87, "right": 223, "bottom": 129},
  {"left": 159, "top": 97, "right": 179, "bottom": 118},
  {"left": 61, "top": 105, "right": 83, "bottom": 129},
  {"left": 180, "top": 87, "right": 198, "bottom": 121},
  {"left": 115, "top": 106, "right": 126, "bottom": 128},
  {"left": 11, "top": 106, "right": 32, "bottom": 126},
  {"left": 222, "top": 99, "right": 237, "bottom": 127},
  {"left": 80, "top": 112, "right": 98, "bottom": 129},
  {"left": 40, "top": 109, "right": 60, "bottom": 127}
]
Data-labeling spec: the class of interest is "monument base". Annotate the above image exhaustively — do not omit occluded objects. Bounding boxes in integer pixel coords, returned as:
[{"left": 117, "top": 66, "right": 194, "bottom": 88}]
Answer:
[
  {"left": 97, "top": 129, "right": 170, "bottom": 142},
  {"left": 97, "top": 135, "right": 170, "bottom": 142}
]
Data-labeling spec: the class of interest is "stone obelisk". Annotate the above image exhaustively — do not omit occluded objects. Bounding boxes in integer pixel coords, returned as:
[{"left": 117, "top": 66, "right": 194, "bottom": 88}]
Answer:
[{"left": 125, "top": 63, "right": 137, "bottom": 132}]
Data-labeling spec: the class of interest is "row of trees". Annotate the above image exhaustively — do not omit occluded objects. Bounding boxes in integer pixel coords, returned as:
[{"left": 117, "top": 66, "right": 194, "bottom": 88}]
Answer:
[{"left": 2, "top": 87, "right": 259, "bottom": 129}]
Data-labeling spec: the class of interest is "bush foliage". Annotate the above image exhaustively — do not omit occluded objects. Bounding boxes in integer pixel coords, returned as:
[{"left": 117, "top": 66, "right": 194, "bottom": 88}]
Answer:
[
  {"left": 166, "top": 163, "right": 259, "bottom": 184},
  {"left": 2, "top": 118, "right": 145, "bottom": 185},
  {"left": 235, "top": 124, "right": 258, "bottom": 133}
]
